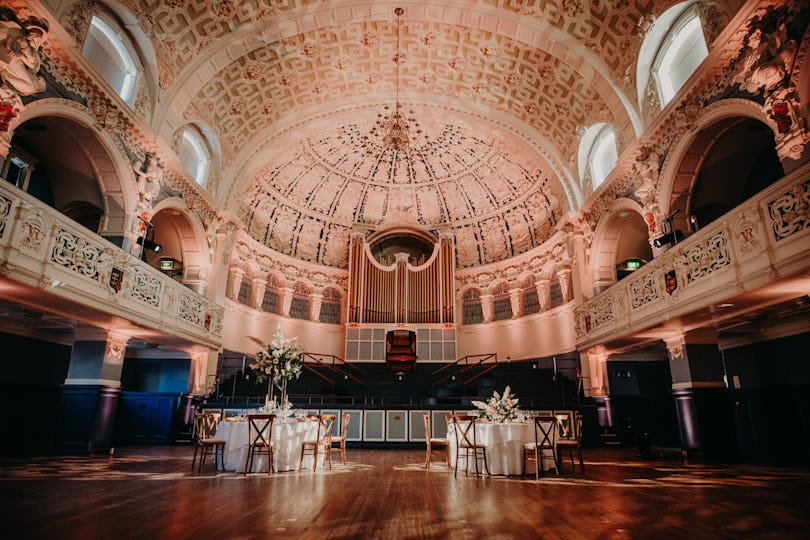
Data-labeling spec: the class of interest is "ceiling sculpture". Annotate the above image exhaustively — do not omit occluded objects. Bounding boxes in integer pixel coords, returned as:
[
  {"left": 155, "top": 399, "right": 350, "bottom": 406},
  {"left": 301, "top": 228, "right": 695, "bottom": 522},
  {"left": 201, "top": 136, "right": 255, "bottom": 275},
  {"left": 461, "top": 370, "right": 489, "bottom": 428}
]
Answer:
[{"left": 85, "top": 0, "right": 671, "bottom": 269}]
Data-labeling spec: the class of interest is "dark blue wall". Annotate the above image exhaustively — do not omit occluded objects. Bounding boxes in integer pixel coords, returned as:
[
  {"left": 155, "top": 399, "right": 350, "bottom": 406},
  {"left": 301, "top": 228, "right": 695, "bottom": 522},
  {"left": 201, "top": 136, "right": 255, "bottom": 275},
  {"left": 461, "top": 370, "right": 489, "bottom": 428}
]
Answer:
[{"left": 0, "top": 332, "right": 71, "bottom": 455}]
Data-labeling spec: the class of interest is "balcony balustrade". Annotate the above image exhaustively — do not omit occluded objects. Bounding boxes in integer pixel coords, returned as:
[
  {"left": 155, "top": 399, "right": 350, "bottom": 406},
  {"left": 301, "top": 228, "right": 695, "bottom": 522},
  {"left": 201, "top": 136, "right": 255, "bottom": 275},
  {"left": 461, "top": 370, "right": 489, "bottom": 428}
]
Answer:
[{"left": 0, "top": 180, "right": 223, "bottom": 349}]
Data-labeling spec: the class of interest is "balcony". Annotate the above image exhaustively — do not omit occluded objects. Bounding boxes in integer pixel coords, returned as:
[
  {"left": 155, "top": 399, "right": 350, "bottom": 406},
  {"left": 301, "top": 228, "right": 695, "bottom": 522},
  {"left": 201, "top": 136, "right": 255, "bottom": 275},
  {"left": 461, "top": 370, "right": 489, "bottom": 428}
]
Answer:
[
  {"left": 0, "top": 180, "right": 223, "bottom": 350},
  {"left": 575, "top": 162, "right": 810, "bottom": 352}
]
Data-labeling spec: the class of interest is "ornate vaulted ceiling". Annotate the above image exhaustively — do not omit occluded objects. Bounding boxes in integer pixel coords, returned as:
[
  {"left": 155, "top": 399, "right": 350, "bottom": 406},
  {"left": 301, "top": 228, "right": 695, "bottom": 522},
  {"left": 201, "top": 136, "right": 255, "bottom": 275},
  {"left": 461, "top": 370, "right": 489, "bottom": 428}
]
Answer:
[{"left": 109, "top": 0, "right": 662, "bottom": 267}]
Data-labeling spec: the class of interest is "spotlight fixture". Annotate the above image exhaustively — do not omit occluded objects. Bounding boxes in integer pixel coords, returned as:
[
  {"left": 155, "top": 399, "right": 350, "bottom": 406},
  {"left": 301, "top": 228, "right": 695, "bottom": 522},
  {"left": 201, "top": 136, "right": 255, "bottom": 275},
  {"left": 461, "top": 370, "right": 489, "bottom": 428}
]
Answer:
[
  {"left": 652, "top": 230, "right": 683, "bottom": 248},
  {"left": 136, "top": 235, "right": 163, "bottom": 253}
]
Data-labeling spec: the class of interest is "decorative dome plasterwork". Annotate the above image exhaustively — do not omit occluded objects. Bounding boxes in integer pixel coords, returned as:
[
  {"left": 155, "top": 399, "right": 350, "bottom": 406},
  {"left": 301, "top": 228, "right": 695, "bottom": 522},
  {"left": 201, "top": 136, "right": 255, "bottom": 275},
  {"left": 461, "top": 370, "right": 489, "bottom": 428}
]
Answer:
[{"left": 240, "top": 110, "right": 567, "bottom": 269}]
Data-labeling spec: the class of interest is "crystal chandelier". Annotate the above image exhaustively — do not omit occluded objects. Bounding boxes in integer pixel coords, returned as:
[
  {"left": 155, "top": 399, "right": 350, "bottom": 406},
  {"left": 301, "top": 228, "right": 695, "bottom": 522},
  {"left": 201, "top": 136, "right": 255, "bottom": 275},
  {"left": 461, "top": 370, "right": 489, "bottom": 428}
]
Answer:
[{"left": 362, "top": 7, "right": 426, "bottom": 155}]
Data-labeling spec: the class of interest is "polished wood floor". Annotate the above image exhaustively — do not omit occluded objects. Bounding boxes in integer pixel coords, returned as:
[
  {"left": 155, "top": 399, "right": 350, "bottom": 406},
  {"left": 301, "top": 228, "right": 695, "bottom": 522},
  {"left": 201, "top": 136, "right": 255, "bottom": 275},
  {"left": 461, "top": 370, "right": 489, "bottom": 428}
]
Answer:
[{"left": 1, "top": 445, "right": 809, "bottom": 539}]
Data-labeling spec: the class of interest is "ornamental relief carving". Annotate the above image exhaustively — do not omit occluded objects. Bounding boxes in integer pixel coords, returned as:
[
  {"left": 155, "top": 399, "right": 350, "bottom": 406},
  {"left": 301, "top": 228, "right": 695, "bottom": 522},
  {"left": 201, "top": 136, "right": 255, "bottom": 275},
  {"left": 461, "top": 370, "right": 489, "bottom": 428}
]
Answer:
[
  {"left": 0, "top": 193, "right": 12, "bottom": 239},
  {"left": 50, "top": 228, "right": 105, "bottom": 281},
  {"left": 129, "top": 267, "right": 162, "bottom": 307},
  {"left": 629, "top": 271, "right": 659, "bottom": 310},
  {"left": 733, "top": 211, "right": 765, "bottom": 258},
  {"left": 682, "top": 230, "right": 732, "bottom": 285},
  {"left": 16, "top": 209, "right": 49, "bottom": 256},
  {"left": 768, "top": 179, "right": 810, "bottom": 241}
]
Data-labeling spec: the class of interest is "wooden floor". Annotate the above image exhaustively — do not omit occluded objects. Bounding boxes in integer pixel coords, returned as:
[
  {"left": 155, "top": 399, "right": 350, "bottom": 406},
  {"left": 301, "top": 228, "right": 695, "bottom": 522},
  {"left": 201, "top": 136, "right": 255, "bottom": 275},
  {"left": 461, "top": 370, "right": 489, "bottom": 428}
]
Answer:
[{"left": 1, "top": 445, "right": 809, "bottom": 539}]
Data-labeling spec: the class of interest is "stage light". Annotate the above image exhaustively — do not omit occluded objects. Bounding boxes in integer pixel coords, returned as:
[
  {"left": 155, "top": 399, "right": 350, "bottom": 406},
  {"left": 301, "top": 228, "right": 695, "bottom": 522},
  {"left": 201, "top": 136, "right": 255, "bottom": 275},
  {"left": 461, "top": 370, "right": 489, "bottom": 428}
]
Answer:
[
  {"left": 653, "top": 230, "right": 683, "bottom": 248},
  {"left": 137, "top": 236, "right": 163, "bottom": 253}
]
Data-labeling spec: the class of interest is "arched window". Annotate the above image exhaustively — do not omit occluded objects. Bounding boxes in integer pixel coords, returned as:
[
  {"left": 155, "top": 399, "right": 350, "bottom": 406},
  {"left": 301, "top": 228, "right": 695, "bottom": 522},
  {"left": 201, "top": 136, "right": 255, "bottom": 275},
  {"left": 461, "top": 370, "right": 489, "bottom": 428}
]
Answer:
[
  {"left": 638, "top": 3, "right": 708, "bottom": 109},
  {"left": 179, "top": 128, "right": 210, "bottom": 186},
  {"left": 82, "top": 15, "right": 139, "bottom": 103},
  {"left": 549, "top": 279, "right": 564, "bottom": 308},
  {"left": 319, "top": 287, "right": 342, "bottom": 324},
  {"left": 261, "top": 275, "right": 282, "bottom": 314},
  {"left": 237, "top": 277, "right": 251, "bottom": 306},
  {"left": 492, "top": 283, "right": 513, "bottom": 321},
  {"left": 289, "top": 282, "right": 311, "bottom": 320},
  {"left": 578, "top": 124, "right": 618, "bottom": 189},
  {"left": 521, "top": 276, "right": 540, "bottom": 316},
  {"left": 653, "top": 6, "right": 708, "bottom": 105},
  {"left": 461, "top": 288, "right": 484, "bottom": 325}
]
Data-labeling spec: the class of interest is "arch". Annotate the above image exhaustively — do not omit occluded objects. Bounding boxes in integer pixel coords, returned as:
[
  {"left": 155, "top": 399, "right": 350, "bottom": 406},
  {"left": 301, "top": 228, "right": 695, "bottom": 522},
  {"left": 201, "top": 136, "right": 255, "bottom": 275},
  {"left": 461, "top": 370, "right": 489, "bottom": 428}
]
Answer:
[
  {"left": 658, "top": 99, "right": 779, "bottom": 232},
  {"left": 460, "top": 286, "right": 484, "bottom": 325},
  {"left": 9, "top": 99, "right": 134, "bottom": 241},
  {"left": 176, "top": 122, "right": 219, "bottom": 188},
  {"left": 260, "top": 272, "right": 284, "bottom": 314},
  {"left": 590, "top": 199, "right": 654, "bottom": 293},
  {"left": 149, "top": 197, "right": 209, "bottom": 294},
  {"left": 319, "top": 286, "right": 343, "bottom": 325},
  {"left": 520, "top": 274, "right": 540, "bottom": 316},
  {"left": 289, "top": 280, "right": 312, "bottom": 320}
]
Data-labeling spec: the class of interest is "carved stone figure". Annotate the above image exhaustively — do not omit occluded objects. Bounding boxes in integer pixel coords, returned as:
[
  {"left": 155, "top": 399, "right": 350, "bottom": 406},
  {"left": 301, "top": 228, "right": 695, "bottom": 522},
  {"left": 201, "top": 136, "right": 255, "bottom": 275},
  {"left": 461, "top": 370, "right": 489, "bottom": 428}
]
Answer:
[
  {"left": 134, "top": 155, "right": 163, "bottom": 204},
  {"left": 633, "top": 149, "right": 660, "bottom": 206},
  {"left": 742, "top": 24, "right": 796, "bottom": 93},
  {"left": 0, "top": 11, "right": 48, "bottom": 106}
]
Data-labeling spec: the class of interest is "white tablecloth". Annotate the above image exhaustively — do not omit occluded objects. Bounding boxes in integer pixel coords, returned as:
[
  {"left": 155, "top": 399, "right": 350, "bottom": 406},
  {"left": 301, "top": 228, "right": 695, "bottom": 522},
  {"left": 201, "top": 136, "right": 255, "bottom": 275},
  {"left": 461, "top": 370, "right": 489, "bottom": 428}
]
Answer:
[
  {"left": 446, "top": 421, "right": 556, "bottom": 476},
  {"left": 216, "top": 418, "right": 322, "bottom": 473}
]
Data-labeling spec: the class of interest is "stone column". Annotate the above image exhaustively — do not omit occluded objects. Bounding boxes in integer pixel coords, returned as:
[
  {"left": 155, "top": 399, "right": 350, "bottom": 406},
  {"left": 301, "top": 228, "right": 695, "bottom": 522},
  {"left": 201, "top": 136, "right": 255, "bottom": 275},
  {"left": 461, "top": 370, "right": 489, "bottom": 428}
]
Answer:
[
  {"left": 251, "top": 277, "right": 266, "bottom": 309},
  {"left": 281, "top": 286, "right": 294, "bottom": 317},
  {"left": 535, "top": 279, "right": 550, "bottom": 311},
  {"left": 508, "top": 288, "right": 521, "bottom": 318},
  {"left": 557, "top": 268, "right": 572, "bottom": 302},
  {"left": 57, "top": 330, "right": 130, "bottom": 453},
  {"left": 664, "top": 333, "right": 727, "bottom": 455},
  {"left": 228, "top": 267, "right": 244, "bottom": 302},
  {"left": 310, "top": 293, "right": 323, "bottom": 322},
  {"left": 479, "top": 294, "right": 493, "bottom": 322}
]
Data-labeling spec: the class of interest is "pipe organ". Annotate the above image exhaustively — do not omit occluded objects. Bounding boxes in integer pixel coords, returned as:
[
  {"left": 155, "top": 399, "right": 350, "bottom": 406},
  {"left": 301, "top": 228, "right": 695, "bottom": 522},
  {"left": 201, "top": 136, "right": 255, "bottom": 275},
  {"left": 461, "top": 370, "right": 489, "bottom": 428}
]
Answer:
[{"left": 347, "top": 229, "right": 455, "bottom": 325}]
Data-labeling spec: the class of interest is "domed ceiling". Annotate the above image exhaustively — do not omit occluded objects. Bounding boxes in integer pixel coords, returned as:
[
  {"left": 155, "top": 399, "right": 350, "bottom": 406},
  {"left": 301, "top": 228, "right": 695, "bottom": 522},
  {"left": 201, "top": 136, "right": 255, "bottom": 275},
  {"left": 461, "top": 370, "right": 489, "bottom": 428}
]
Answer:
[
  {"left": 123, "top": 0, "right": 651, "bottom": 268},
  {"left": 240, "top": 110, "right": 564, "bottom": 267}
]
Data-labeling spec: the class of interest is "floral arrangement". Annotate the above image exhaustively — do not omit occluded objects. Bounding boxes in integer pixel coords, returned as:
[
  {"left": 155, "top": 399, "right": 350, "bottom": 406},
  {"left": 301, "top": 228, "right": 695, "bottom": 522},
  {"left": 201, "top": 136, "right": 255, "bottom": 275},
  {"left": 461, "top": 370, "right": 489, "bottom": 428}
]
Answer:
[
  {"left": 249, "top": 325, "right": 304, "bottom": 388},
  {"left": 471, "top": 386, "right": 521, "bottom": 423}
]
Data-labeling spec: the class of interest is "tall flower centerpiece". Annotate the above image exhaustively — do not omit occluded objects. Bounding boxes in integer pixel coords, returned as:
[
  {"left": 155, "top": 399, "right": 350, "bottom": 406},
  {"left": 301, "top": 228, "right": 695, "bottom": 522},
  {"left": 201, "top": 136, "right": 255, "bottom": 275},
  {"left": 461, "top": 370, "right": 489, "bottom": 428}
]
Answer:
[
  {"left": 249, "top": 325, "right": 304, "bottom": 416},
  {"left": 471, "top": 386, "right": 521, "bottom": 423}
]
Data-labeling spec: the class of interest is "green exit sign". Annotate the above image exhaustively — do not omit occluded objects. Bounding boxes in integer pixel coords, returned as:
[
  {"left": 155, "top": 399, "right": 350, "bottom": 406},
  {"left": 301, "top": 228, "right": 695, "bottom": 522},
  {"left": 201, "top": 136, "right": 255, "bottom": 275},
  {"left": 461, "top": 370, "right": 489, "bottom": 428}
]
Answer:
[{"left": 160, "top": 260, "right": 174, "bottom": 270}]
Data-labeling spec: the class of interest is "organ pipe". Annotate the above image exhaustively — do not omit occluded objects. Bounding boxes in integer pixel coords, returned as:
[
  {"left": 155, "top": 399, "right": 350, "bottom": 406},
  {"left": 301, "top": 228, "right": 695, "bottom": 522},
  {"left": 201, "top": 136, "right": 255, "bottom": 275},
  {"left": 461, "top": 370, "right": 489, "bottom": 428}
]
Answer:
[{"left": 346, "top": 233, "right": 455, "bottom": 324}]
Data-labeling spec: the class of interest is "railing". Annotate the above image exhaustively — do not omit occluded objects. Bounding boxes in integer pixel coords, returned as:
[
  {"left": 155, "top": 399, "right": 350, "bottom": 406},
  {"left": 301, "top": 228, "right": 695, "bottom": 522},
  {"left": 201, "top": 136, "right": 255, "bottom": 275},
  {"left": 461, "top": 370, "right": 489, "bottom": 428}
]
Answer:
[
  {"left": 575, "top": 162, "right": 810, "bottom": 350},
  {"left": 433, "top": 353, "right": 498, "bottom": 386},
  {"left": 303, "top": 352, "right": 367, "bottom": 385},
  {"left": 0, "top": 180, "right": 224, "bottom": 348}
]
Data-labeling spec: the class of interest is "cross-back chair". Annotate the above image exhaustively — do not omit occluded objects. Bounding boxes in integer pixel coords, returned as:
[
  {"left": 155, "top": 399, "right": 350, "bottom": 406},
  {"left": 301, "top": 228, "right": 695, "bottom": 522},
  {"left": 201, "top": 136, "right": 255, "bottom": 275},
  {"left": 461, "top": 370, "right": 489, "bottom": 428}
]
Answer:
[
  {"left": 523, "top": 415, "right": 559, "bottom": 479},
  {"left": 191, "top": 412, "right": 225, "bottom": 472},
  {"left": 557, "top": 414, "right": 584, "bottom": 473},
  {"left": 450, "top": 414, "right": 489, "bottom": 477},
  {"left": 244, "top": 414, "right": 276, "bottom": 474},
  {"left": 330, "top": 412, "right": 351, "bottom": 465},
  {"left": 424, "top": 413, "right": 449, "bottom": 469},
  {"left": 300, "top": 414, "right": 335, "bottom": 471}
]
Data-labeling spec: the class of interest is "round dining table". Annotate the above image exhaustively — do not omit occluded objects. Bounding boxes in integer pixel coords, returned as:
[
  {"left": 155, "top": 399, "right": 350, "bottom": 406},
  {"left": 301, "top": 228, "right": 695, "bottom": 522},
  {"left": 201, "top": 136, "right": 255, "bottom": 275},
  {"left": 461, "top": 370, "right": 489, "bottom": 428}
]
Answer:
[
  {"left": 215, "top": 417, "right": 323, "bottom": 473},
  {"left": 446, "top": 420, "right": 555, "bottom": 475}
]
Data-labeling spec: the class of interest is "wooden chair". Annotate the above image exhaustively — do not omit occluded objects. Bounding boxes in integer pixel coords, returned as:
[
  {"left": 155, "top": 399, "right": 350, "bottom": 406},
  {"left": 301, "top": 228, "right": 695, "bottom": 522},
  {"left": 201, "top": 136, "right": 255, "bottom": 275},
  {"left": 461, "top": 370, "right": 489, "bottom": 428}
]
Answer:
[
  {"left": 554, "top": 411, "right": 572, "bottom": 440},
  {"left": 330, "top": 413, "right": 351, "bottom": 465},
  {"left": 450, "top": 414, "right": 489, "bottom": 477},
  {"left": 244, "top": 414, "right": 276, "bottom": 474},
  {"left": 300, "top": 414, "right": 335, "bottom": 471},
  {"left": 191, "top": 412, "right": 225, "bottom": 472},
  {"left": 523, "top": 415, "right": 559, "bottom": 479},
  {"left": 424, "top": 413, "right": 449, "bottom": 469},
  {"left": 557, "top": 414, "right": 584, "bottom": 473}
]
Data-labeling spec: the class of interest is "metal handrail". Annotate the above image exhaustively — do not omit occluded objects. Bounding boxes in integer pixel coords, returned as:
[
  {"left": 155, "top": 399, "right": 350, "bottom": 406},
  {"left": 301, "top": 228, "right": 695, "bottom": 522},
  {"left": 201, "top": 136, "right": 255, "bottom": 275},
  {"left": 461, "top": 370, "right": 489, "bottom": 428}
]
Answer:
[
  {"left": 433, "top": 353, "right": 497, "bottom": 386},
  {"left": 303, "top": 352, "right": 366, "bottom": 385}
]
